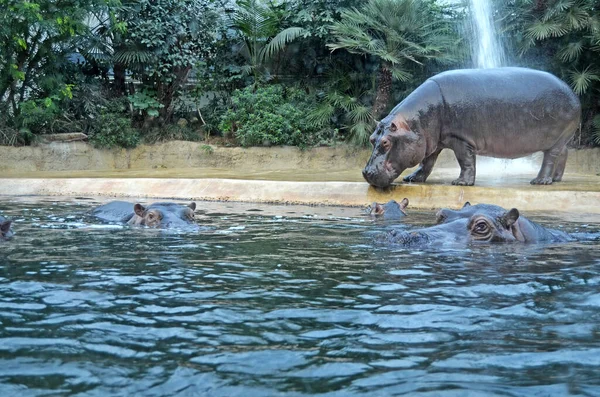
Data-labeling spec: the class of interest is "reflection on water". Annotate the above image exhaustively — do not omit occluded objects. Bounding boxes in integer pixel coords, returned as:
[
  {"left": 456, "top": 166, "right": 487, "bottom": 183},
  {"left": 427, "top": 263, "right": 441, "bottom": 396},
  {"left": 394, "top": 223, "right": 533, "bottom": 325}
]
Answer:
[{"left": 0, "top": 197, "right": 599, "bottom": 396}]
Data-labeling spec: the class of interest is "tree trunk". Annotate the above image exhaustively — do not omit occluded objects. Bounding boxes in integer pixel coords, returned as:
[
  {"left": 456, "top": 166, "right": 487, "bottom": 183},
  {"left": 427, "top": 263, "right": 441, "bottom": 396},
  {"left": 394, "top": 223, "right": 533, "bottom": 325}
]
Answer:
[
  {"left": 158, "top": 66, "right": 191, "bottom": 123},
  {"left": 372, "top": 64, "right": 393, "bottom": 120},
  {"left": 113, "top": 62, "right": 127, "bottom": 97}
]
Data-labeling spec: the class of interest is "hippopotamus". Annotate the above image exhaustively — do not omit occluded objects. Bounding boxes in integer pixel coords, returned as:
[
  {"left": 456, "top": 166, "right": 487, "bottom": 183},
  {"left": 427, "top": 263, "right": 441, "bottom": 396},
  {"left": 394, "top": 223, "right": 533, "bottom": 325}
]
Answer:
[
  {"left": 381, "top": 203, "right": 574, "bottom": 246},
  {"left": 91, "top": 201, "right": 197, "bottom": 229},
  {"left": 0, "top": 215, "right": 14, "bottom": 240},
  {"left": 363, "top": 67, "right": 581, "bottom": 187},
  {"left": 366, "top": 198, "right": 409, "bottom": 220},
  {"left": 435, "top": 202, "right": 574, "bottom": 243}
]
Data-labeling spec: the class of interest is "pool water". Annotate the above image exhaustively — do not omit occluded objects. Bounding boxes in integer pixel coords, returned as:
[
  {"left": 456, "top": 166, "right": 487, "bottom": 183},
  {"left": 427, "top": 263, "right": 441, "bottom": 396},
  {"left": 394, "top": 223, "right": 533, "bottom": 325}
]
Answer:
[{"left": 0, "top": 197, "right": 599, "bottom": 396}]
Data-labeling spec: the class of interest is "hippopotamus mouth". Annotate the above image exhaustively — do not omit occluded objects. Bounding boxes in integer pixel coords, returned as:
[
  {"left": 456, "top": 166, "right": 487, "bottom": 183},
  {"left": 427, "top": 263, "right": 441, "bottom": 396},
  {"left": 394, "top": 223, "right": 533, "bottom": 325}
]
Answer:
[{"left": 362, "top": 159, "right": 402, "bottom": 188}]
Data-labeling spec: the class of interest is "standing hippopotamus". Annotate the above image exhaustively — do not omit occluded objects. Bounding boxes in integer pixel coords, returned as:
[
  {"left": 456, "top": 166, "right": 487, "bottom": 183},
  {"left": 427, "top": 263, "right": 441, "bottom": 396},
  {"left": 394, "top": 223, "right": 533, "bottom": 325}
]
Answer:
[
  {"left": 363, "top": 67, "right": 581, "bottom": 187},
  {"left": 92, "top": 201, "right": 197, "bottom": 229},
  {"left": 381, "top": 203, "right": 574, "bottom": 246},
  {"left": 366, "top": 198, "right": 409, "bottom": 220},
  {"left": 0, "top": 215, "right": 14, "bottom": 240}
]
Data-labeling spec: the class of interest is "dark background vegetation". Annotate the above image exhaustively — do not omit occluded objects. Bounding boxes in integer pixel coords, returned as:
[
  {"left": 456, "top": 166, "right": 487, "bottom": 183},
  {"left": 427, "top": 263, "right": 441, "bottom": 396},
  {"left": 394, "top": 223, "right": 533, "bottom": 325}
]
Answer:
[{"left": 1, "top": 0, "right": 599, "bottom": 149}]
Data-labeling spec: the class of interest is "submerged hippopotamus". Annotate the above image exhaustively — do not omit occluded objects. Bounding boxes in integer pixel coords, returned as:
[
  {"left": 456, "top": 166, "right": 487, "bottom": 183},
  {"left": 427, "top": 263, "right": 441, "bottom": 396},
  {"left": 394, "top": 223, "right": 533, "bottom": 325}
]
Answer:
[
  {"left": 435, "top": 202, "right": 573, "bottom": 243},
  {"left": 381, "top": 203, "right": 574, "bottom": 246},
  {"left": 92, "top": 201, "right": 197, "bottom": 229},
  {"left": 363, "top": 67, "right": 581, "bottom": 187},
  {"left": 0, "top": 215, "right": 14, "bottom": 240},
  {"left": 366, "top": 198, "right": 409, "bottom": 220}
]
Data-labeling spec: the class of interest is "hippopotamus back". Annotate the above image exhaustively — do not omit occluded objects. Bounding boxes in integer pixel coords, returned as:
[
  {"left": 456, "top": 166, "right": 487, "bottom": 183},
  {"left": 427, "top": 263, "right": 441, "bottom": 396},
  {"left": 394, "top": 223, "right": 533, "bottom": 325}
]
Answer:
[{"left": 431, "top": 67, "right": 580, "bottom": 158}]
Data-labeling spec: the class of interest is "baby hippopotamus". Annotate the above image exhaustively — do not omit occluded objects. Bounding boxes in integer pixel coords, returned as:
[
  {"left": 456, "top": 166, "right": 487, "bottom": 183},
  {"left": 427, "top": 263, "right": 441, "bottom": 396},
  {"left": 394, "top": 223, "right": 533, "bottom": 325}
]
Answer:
[
  {"left": 0, "top": 215, "right": 14, "bottom": 240},
  {"left": 382, "top": 202, "right": 574, "bottom": 246},
  {"left": 366, "top": 198, "right": 409, "bottom": 220},
  {"left": 92, "top": 201, "right": 197, "bottom": 229}
]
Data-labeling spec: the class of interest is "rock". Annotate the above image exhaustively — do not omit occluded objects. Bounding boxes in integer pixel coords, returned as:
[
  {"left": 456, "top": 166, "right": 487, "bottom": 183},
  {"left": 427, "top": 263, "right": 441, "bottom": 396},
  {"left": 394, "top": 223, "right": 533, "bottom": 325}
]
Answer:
[
  {"left": 40, "top": 133, "right": 88, "bottom": 143},
  {"left": 177, "top": 118, "right": 188, "bottom": 128}
]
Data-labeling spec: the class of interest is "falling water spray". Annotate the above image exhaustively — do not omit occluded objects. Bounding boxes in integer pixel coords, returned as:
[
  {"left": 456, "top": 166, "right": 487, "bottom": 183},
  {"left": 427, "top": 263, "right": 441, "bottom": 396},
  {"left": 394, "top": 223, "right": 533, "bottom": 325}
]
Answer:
[{"left": 469, "top": 0, "right": 506, "bottom": 68}]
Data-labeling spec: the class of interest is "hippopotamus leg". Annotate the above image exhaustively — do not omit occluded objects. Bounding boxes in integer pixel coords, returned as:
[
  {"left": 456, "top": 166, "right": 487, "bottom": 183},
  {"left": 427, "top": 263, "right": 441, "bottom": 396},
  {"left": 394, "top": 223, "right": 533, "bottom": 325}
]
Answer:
[
  {"left": 403, "top": 148, "right": 443, "bottom": 183},
  {"left": 552, "top": 146, "right": 568, "bottom": 182},
  {"left": 449, "top": 139, "right": 476, "bottom": 186},
  {"left": 531, "top": 143, "right": 567, "bottom": 185}
]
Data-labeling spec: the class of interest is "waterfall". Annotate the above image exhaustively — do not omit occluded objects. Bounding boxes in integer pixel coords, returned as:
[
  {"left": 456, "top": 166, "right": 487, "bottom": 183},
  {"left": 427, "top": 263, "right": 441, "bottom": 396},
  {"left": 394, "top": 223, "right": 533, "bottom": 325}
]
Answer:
[{"left": 469, "top": 0, "right": 506, "bottom": 69}]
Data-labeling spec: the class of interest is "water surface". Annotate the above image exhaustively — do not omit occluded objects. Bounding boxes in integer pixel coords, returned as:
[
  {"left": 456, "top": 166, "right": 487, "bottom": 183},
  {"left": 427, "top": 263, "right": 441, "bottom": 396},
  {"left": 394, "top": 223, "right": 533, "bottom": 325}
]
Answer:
[{"left": 1, "top": 197, "right": 599, "bottom": 396}]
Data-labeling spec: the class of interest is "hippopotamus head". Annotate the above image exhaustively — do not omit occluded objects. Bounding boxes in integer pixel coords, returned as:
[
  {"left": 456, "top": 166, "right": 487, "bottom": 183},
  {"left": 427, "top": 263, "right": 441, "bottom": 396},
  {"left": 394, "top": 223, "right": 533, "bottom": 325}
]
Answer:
[
  {"left": 366, "top": 198, "right": 409, "bottom": 219},
  {"left": 130, "top": 202, "right": 197, "bottom": 229},
  {"left": 0, "top": 216, "right": 14, "bottom": 240},
  {"left": 363, "top": 115, "right": 426, "bottom": 188},
  {"left": 435, "top": 202, "right": 507, "bottom": 224},
  {"left": 384, "top": 207, "right": 521, "bottom": 246}
]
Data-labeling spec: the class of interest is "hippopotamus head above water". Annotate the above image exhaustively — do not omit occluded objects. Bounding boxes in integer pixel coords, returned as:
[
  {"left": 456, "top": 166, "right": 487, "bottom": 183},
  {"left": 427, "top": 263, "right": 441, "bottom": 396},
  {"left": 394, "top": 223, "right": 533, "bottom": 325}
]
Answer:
[
  {"left": 92, "top": 201, "right": 198, "bottom": 229},
  {"left": 382, "top": 202, "right": 574, "bottom": 246},
  {"left": 0, "top": 216, "right": 14, "bottom": 240},
  {"left": 366, "top": 198, "right": 409, "bottom": 220},
  {"left": 384, "top": 208, "right": 522, "bottom": 246},
  {"left": 130, "top": 202, "right": 197, "bottom": 228},
  {"left": 363, "top": 67, "right": 581, "bottom": 187}
]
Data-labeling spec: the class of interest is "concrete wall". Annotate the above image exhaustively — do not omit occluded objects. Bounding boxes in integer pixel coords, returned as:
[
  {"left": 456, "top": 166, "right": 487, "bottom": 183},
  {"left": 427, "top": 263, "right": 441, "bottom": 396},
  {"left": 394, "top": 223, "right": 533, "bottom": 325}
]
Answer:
[{"left": 1, "top": 141, "right": 599, "bottom": 175}]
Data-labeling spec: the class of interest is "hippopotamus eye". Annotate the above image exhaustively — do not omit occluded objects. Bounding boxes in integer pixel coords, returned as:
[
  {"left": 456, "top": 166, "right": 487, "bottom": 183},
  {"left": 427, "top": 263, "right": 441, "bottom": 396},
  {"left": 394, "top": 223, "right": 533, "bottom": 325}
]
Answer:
[{"left": 474, "top": 221, "right": 488, "bottom": 233}]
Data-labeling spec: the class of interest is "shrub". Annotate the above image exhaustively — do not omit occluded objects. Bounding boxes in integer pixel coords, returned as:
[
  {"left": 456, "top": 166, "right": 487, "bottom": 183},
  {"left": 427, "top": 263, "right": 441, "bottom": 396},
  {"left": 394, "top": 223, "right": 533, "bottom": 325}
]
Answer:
[
  {"left": 218, "top": 85, "right": 330, "bottom": 147},
  {"left": 88, "top": 113, "right": 141, "bottom": 149}
]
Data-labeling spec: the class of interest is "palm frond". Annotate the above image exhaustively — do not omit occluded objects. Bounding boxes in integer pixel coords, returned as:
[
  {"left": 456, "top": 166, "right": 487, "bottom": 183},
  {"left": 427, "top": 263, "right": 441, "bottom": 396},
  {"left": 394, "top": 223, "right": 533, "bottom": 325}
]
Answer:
[
  {"left": 569, "top": 67, "right": 600, "bottom": 95},
  {"left": 261, "top": 27, "right": 307, "bottom": 62},
  {"left": 558, "top": 41, "right": 584, "bottom": 62},
  {"left": 526, "top": 20, "right": 569, "bottom": 40}
]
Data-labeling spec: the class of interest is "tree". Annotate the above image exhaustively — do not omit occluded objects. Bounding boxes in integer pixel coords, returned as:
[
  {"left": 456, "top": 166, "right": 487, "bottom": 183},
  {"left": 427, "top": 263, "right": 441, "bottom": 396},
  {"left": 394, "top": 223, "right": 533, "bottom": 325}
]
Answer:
[
  {"left": 0, "top": 0, "right": 105, "bottom": 117},
  {"left": 229, "top": 0, "right": 307, "bottom": 84},
  {"left": 328, "top": 0, "right": 459, "bottom": 120},
  {"left": 119, "top": 0, "right": 220, "bottom": 122}
]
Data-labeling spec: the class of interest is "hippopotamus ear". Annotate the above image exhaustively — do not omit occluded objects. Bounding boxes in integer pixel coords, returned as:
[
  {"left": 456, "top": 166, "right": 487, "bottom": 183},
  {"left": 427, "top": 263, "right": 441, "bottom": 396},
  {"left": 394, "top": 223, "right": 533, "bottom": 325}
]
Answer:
[
  {"left": 0, "top": 220, "right": 11, "bottom": 234},
  {"left": 188, "top": 202, "right": 196, "bottom": 211},
  {"left": 502, "top": 208, "right": 520, "bottom": 227},
  {"left": 389, "top": 116, "right": 410, "bottom": 133},
  {"left": 462, "top": 202, "right": 471, "bottom": 208},
  {"left": 134, "top": 204, "right": 146, "bottom": 217}
]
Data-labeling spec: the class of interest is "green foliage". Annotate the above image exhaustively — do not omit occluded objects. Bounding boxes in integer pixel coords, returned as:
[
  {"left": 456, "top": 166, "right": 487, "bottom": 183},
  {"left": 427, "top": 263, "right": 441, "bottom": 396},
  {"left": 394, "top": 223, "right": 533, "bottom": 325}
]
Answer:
[
  {"left": 328, "top": 0, "right": 461, "bottom": 118},
  {"left": 143, "top": 124, "right": 202, "bottom": 144},
  {"left": 88, "top": 112, "right": 141, "bottom": 149},
  {"left": 86, "top": 97, "right": 140, "bottom": 149},
  {"left": 592, "top": 115, "right": 600, "bottom": 145},
  {"left": 219, "top": 85, "right": 330, "bottom": 147},
  {"left": 128, "top": 90, "right": 164, "bottom": 118}
]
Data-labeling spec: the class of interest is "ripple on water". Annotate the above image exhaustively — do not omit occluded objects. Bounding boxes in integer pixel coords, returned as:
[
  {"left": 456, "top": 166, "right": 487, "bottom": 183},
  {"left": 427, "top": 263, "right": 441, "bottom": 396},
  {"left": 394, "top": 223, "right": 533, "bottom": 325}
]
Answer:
[{"left": 0, "top": 199, "right": 600, "bottom": 395}]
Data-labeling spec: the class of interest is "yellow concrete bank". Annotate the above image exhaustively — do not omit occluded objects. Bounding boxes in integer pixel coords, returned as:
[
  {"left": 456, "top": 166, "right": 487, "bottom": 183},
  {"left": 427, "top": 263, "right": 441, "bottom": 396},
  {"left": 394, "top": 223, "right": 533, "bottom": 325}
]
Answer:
[
  {"left": 1, "top": 141, "right": 599, "bottom": 213},
  {"left": 0, "top": 176, "right": 599, "bottom": 214}
]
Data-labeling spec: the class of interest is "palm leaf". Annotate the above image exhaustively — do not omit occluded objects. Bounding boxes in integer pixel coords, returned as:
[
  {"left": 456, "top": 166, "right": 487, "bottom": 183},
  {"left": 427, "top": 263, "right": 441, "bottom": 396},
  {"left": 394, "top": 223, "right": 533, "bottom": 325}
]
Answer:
[
  {"left": 261, "top": 27, "right": 307, "bottom": 62},
  {"left": 558, "top": 41, "right": 584, "bottom": 62},
  {"left": 569, "top": 67, "right": 600, "bottom": 95}
]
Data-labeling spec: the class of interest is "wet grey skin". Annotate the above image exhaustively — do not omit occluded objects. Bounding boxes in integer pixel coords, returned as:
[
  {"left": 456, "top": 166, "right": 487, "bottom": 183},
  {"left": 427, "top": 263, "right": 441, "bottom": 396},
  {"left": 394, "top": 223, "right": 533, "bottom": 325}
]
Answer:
[
  {"left": 363, "top": 67, "right": 581, "bottom": 188},
  {"left": 0, "top": 215, "right": 14, "bottom": 240},
  {"left": 92, "top": 201, "right": 198, "bottom": 229},
  {"left": 366, "top": 198, "right": 409, "bottom": 220},
  {"left": 436, "top": 202, "right": 574, "bottom": 243},
  {"left": 382, "top": 205, "right": 574, "bottom": 247}
]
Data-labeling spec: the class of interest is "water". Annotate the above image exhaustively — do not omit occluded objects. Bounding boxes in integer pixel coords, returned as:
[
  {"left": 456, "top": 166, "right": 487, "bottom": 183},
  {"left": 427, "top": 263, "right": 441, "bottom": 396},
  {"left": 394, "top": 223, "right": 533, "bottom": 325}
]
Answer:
[
  {"left": 1, "top": 198, "right": 600, "bottom": 396},
  {"left": 469, "top": 0, "right": 507, "bottom": 69}
]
